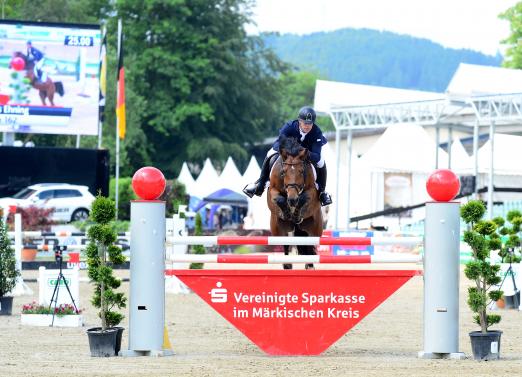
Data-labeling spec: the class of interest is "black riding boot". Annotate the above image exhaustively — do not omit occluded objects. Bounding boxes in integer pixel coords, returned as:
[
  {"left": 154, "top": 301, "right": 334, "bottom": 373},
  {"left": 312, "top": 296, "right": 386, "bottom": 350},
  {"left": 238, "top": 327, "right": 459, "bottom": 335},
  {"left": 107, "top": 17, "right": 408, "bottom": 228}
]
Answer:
[
  {"left": 316, "top": 164, "right": 333, "bottom": 206},
  {"left": 243, "top": 155, "right": 273, "bottom": 198}
]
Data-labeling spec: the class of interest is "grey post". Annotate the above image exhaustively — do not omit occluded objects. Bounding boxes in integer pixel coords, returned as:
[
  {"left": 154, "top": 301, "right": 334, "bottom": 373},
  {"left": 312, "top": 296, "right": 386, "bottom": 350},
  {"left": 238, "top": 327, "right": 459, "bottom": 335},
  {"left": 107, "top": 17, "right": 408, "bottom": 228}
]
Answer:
[
  {"left": 120, "top": 200, "right": 173, "bottom": 357},
  {"left": 419, "top": 201, "right": 465, "bottom": 359}
]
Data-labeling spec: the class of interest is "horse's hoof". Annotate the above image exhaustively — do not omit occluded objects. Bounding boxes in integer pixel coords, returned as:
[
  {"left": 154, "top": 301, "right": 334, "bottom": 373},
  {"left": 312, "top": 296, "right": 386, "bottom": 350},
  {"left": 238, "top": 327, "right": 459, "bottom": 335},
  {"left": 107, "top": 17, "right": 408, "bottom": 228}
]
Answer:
[
  {"left": 305, "top": 264, "right": 315, "bottom": 270},
  {"left": 283, "top": 264, "right": 292, "bottom": 270}
]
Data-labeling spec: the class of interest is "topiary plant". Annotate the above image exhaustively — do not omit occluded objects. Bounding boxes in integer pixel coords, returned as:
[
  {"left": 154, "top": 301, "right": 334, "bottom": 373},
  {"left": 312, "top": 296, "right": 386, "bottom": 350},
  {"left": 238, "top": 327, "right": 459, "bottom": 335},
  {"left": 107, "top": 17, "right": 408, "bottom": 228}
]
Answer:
[
  {"left": 86, "top": 195, "right": 127, "bottom": 330},
  {"left": 461, "top": 200, "right": 503, "bottom": 333},
  {"left": 190, "top": 212, "right": 205, "bottom": 270},
  {"left": 494, "top": 210, "right": 522, "bottom": 264},
  {"left": 0, "top": 216, "right": 19, "bottom": 298}
]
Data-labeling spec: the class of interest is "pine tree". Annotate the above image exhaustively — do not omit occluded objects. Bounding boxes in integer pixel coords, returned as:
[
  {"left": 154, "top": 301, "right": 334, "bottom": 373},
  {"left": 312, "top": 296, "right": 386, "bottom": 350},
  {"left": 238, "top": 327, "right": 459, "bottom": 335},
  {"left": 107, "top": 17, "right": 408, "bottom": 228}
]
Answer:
[{"left": 0, "top": 217, "right": 20, "bottom": 297}]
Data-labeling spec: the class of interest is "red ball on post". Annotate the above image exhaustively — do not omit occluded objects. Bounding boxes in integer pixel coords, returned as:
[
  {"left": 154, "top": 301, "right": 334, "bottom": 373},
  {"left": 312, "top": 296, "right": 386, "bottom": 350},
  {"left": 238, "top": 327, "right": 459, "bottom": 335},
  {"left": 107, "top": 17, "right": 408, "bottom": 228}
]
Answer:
[
  {"left": 10, "top": 57, "right": 25, "bottom": 71},
  {"left": 132, "top": 167, "right": 166, "bottom": 200},
  {"left": 426, "top": 169, "right": 460, "bottom": 202}
]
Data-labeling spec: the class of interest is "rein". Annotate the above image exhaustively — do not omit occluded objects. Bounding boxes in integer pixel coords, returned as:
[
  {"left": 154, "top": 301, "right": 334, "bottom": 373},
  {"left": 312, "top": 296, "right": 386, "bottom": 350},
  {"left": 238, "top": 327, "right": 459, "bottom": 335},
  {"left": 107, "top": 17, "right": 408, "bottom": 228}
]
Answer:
[{"left": 279, "top": 158, "right": 309, "bottom": 195}]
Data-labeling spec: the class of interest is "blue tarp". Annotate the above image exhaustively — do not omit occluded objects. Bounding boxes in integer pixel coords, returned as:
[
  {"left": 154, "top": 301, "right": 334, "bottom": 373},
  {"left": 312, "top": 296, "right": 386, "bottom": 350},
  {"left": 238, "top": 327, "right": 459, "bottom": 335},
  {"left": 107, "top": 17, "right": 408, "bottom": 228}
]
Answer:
[{"left": 195, "top": 188, "right": 248, "bottom": 211}]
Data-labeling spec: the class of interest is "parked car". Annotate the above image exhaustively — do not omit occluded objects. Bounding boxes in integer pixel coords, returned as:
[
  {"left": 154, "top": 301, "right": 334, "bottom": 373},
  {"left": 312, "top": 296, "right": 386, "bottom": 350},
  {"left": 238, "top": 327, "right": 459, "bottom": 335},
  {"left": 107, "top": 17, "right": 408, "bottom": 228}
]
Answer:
[{"left": 0, "top": 183, "right": 95, "bottom": 222}]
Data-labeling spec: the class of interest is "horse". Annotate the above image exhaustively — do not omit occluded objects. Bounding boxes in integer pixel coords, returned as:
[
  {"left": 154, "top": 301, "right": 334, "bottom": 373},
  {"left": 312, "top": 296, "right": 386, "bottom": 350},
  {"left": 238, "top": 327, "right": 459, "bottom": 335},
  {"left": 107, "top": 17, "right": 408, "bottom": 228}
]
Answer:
[
  {"left": 12, "top": 52, "right": 64, "bottom": 106},
  {"left": 267, "top": 135, "right": 323, "bottom": 269}
]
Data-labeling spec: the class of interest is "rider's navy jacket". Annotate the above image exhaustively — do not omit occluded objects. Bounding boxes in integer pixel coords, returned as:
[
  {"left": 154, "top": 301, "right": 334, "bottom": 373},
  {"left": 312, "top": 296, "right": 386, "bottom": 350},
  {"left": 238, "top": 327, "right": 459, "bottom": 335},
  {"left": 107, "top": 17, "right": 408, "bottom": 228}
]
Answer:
[
  {"left": 27, "top": 47, "right": 44, "bottom": 62},
  {"left": 272, "top": 119, "right": 327, "bottom": 164}
]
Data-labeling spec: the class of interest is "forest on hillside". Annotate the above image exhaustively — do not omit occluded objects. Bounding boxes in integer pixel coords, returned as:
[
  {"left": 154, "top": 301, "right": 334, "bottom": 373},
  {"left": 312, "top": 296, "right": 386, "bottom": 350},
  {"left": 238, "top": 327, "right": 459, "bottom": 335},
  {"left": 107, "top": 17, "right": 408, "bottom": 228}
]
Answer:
[{"left": 263, "top": 28, "right": 503, "bottom": 92}]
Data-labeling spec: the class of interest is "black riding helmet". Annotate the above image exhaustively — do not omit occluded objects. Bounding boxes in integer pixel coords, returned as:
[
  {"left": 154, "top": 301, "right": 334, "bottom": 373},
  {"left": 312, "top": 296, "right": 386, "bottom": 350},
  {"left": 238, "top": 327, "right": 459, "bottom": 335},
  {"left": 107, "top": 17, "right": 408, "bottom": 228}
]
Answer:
[{"left": 298, "top": 106, "right": 316, "bottom": 124}]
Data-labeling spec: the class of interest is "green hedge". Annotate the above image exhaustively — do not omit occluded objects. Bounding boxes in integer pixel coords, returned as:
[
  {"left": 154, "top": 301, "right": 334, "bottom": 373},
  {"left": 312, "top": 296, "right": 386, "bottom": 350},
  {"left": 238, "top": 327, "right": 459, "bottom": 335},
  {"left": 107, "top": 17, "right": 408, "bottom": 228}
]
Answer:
[{"left": 109, "top": 177, "right": 137, "bottom": 220}]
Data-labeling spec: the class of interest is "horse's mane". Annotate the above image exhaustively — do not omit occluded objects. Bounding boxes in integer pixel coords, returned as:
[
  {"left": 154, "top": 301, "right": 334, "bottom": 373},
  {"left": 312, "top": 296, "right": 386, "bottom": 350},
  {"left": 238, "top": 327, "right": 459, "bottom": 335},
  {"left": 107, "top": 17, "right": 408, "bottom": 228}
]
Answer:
[{"left": 278, "top": 135, "right": 303, "bottom": 157}]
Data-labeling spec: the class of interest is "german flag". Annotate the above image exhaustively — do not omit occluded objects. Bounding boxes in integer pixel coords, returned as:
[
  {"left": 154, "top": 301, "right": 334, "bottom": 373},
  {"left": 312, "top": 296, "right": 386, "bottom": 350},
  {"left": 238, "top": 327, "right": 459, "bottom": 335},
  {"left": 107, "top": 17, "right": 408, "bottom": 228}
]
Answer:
[{"left": 116, "top": 19, "right": 126, "bottom": 139}]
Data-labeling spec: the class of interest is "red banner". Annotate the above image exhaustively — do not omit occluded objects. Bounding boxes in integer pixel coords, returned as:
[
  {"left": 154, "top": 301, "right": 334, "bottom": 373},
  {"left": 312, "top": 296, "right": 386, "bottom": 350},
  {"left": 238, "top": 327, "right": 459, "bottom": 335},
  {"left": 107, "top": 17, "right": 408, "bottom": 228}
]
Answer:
[{"left": 173, "top": 269, "right": 420, "bottom": 355}]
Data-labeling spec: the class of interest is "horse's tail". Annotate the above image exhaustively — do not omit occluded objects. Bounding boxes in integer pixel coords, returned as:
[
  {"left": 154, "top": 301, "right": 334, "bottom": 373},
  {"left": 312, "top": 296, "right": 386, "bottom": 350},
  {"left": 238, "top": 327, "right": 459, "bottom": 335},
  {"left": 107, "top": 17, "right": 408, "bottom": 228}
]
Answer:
[{"left": 54, "top": 81, "right": 64, "bottom": 96}]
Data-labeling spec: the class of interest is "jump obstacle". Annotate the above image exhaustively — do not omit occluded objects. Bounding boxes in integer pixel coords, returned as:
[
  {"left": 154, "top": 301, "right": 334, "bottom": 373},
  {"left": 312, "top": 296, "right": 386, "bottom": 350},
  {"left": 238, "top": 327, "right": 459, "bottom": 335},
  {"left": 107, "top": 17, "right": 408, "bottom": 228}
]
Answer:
[{"left": 123, "top": 169, "right": 464, "bottom": 358}]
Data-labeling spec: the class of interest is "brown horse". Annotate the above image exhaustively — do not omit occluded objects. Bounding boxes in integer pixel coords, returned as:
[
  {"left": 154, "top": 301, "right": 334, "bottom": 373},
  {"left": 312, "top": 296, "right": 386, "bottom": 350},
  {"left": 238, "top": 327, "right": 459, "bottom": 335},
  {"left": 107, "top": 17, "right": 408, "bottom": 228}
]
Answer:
[
  {"left": 12, "top": 52, "right": 64, "bottom": 106},
  {"left": 267, "top": 135, "right": 323, "bottom": 269}
]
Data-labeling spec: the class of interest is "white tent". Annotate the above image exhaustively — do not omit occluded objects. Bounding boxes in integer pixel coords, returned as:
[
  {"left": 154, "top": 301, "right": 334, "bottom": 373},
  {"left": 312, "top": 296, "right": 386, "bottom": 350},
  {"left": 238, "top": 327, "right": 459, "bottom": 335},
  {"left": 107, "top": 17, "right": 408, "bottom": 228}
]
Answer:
[
  {"left": 218, "top": 156, "right": 244, "bottom": 193},
  {"left": 449, "top": 139, "right": 473, "bottom": 173},
  {"left": 193, "top": 158, "right": 219, "bottom": 198},
  {"left": 360, "top": 123, "right": 449, "bottom": 173},
  {"left": 177, "top": 162, "right": 197, "bottom": 195},
  {"left": 324, "top": 142, "right": 373, "bottom": 229},
  {"left": 473, "top": 133, "right": 522, "bottom": 203},
  {"left": 314, "top": 79, "right": 444, "bottom": 112},
  {"left": 447, "top": 63, "right": 522, "bottom": 96},
  {"left": 352, "top": 124, "right": 453, "bottom": 230},
  {"left": 242, "top": 156, "right": 261, "bottom": 188},
  {"left": 476, "top": 134, "right": 522, "bottom": 175},
  {"left": 241, "top": 156, "right": 269, "bottom": 229}
]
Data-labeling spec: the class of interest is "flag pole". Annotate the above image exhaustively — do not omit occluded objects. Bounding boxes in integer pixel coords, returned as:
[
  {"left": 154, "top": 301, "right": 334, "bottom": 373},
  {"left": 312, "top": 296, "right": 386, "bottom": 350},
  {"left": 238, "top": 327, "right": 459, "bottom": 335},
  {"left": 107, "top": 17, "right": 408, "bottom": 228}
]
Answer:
[{"left": 115, "top": 19, "right": 122, "bottom": 220}]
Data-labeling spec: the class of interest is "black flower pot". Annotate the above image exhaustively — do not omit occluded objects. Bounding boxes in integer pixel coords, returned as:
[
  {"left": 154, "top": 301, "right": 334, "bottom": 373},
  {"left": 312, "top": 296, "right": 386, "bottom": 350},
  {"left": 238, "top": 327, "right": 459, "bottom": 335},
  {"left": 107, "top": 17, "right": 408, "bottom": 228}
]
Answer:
[
  {"left": 469, "top": 330, "right": 502, "bottom": 360},
  {"left": 504, "top": 291, "right": 520, "bottom": 309},
  {"left": 87, "top": 327, "right": 118, "bottom": 357},
  {"left": 113, "top": 327, "right": 125, "bottom": 355},
  {"left": 0, "top": 296, "right": 13, "bottom": 315}
]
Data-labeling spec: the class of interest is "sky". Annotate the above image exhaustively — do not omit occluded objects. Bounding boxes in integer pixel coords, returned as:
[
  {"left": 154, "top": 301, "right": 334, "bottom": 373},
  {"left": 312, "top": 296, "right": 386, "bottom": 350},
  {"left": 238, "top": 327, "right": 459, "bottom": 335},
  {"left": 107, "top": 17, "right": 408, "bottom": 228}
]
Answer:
[{"left": 247, "top": 0, "right": 520, "bottom": 56}]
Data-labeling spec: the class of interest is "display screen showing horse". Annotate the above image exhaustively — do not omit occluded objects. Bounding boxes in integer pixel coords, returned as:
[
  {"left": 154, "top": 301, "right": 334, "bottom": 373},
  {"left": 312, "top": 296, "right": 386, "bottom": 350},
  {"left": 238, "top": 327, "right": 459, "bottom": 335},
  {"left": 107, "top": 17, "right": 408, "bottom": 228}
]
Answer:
[{"left": 0, "top": 19, "right": 101, "bottom": 136}]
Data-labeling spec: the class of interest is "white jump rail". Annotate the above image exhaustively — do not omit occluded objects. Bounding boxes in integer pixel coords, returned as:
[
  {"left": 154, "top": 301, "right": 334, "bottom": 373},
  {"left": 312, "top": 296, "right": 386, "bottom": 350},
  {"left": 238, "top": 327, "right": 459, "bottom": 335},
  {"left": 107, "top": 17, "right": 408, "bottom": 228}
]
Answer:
[
  {"left": 8, "top": 231, "right": 130, "bottom": 238},
  {"left": 168, "top": 254, "right": 422, "bottom": 264},
  {"left": 21, "top": 244, "right": 124, "bottom": 251},
  {"left": 166, "top": 235, "right": 423, "bottom": 246}
]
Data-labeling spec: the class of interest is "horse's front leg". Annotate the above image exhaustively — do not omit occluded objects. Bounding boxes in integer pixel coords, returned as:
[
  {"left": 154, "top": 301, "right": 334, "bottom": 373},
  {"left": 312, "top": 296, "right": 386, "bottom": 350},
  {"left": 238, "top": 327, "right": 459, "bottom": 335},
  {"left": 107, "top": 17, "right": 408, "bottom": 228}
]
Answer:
[
  {"left": 283, "top": 245, "right": 292, "bottom": 270},
  {"left": 272, "top": 191, "right": 291, "bottom": 220},
  {"left": 39, "top": 90, "right": 47, "bottom": 106}
]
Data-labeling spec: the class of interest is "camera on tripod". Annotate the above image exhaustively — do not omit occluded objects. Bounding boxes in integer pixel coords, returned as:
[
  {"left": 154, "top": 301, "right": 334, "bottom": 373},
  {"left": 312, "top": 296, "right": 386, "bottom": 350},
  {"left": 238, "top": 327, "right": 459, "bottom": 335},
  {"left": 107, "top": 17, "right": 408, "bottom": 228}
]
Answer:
[
  {"left": 54, "top": 245, "right": 67, "bottom": 262},
  {"left": 48, "top": 244, "right": 79, "bottom": 326}
]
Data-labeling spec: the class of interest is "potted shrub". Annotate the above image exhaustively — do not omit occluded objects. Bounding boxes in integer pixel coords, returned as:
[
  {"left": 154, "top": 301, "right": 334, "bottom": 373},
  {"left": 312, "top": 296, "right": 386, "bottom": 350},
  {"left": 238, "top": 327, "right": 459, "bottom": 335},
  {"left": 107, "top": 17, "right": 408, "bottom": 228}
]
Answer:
[
  {"left": 494, "top": 210, "right": 522, "bottom": 309},
  {"left": 461, "top": 200, "right": 503, "bottom": 360},
  {"left": 190, "top": 212, "right": 205, "bottom": 270},
  {"left": 85, "top": 195, "right": 127, "bottom": 357},
  {"left": 0, "top": 216, "right": 20, "bottom": 315}
]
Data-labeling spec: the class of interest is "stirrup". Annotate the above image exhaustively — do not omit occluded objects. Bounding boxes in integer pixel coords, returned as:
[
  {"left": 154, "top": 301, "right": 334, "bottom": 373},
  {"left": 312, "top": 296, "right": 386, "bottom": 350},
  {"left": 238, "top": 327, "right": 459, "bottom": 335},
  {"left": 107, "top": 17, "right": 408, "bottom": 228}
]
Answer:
[
  {"left": 243, "top": 182, "right": 264, "bottom": 198},
  {"left": 319, "top": 192, "right": 332, "bottom": 206},
  {"left": 243, "top": 183, "right": 256, "bottom": 198}
]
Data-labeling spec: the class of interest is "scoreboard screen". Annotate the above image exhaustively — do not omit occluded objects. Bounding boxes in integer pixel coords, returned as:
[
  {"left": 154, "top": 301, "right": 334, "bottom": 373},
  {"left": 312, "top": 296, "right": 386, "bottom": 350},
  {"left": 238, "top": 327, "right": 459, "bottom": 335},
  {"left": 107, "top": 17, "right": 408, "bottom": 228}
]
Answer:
[{"left": 0, "top": 19, "right": 101, "bottom": 136}]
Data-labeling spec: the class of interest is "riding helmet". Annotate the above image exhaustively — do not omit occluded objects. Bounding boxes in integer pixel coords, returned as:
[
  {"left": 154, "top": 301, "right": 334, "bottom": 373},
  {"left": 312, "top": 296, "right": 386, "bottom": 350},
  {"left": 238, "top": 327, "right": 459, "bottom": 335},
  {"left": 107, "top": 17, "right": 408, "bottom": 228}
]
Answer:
[{"left": 298, "top": 106, "right": 316, "bottom": 124}]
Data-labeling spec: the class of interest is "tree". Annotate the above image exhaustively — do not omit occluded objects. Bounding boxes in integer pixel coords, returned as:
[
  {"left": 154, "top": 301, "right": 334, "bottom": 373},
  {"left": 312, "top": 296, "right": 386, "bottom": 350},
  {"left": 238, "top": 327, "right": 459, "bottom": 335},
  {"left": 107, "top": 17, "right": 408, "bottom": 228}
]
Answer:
[
  {"left": 461, "top": 200, "right": 502, "bottom": 333},
  {"left": 109, "top": 0, "right": 288, "bottom": 176},
  {"left": 500, "top": 3, "right": 522, "bottom": 69},
  {"left": 86, "top": 195, "right": 126, "bottom": 330},
  {"left": 5, "top": 0, "right": 288, "bottom": 177}
]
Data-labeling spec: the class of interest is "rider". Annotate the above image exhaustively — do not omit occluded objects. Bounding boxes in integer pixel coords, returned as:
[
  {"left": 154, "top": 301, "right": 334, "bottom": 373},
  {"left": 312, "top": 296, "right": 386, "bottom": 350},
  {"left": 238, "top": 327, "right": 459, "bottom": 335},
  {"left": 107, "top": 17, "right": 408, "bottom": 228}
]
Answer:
[
  {"left": 243, "top": 106, "right": 333, "bottom": 207},
  {"left": 26, "top": 40, "right": 45, "bottom": 82}
]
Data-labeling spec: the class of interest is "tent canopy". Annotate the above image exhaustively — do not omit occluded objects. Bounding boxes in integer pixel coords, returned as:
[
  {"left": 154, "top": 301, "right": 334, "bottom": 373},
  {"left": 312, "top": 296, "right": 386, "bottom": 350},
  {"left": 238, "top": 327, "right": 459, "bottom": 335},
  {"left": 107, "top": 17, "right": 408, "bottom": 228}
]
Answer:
[
  {"left": 195, "top": 188, "right": 248, "bottom": 211},
  {"left": 477, "top": 133, "right": 522, "bottom": 175},
  {"left": 447, "top": 63, "right": 522, "bottom": 96},
  {"left": 360, "top": 123, "right": 448, "bottom": 173},
  {"left": 313, "top": 79, "right": 444, "bottom": 113}
]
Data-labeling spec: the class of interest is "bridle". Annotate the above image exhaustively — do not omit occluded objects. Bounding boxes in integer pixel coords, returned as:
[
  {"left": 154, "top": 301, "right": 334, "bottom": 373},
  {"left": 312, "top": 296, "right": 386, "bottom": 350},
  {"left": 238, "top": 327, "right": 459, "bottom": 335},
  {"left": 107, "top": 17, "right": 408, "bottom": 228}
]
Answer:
[{"left": 279, "top": 158, "right": 308, "bottom": 196}]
